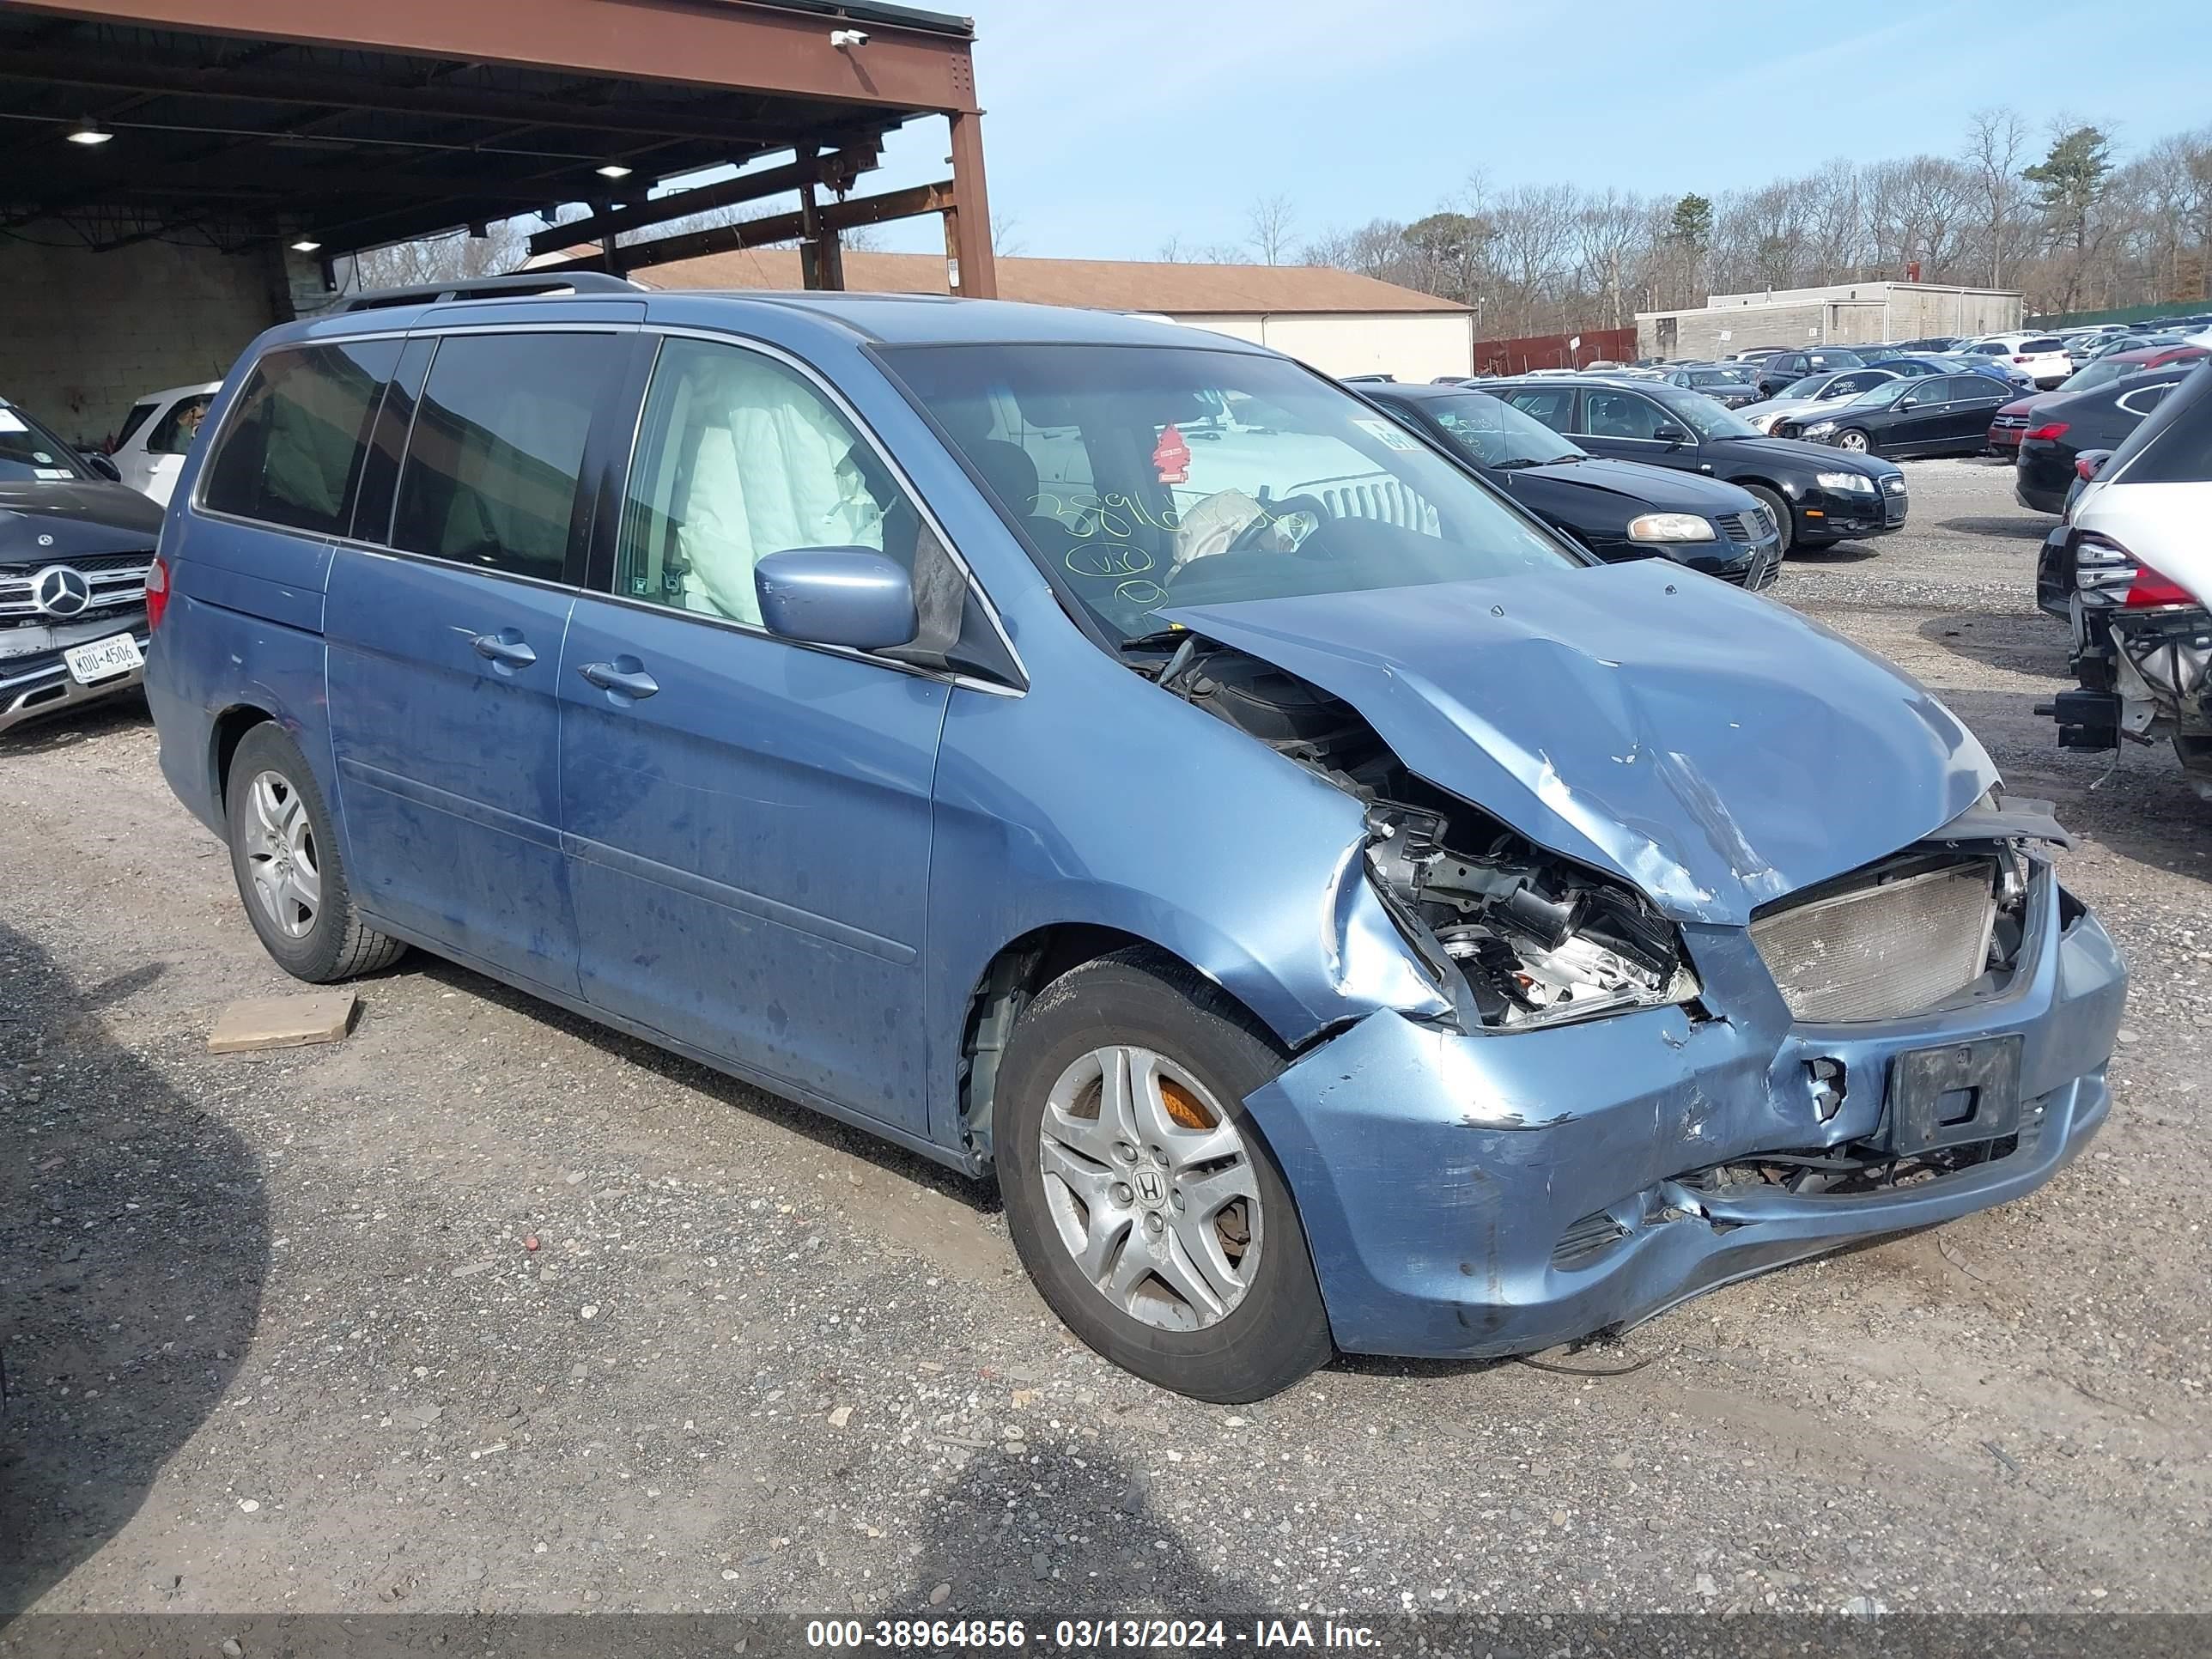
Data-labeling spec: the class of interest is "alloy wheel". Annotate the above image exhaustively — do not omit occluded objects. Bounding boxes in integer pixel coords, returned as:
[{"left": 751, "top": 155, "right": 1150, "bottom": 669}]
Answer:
[
  {"left": 240, "top": 769, "right": 321, "bottom": 939},
  {"left": 1036, "top": 1044, "right": 1262, "bottom": 1333},
  {"left": 1838, "top": 430, "right": 1869, "bottom": 452}
]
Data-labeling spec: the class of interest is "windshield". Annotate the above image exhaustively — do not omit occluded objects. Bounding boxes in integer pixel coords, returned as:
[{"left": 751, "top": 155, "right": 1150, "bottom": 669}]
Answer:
[
  {"left": 1686, "top": 368, "right": 1752, "bottom": 386},
  {"left": 1413, "top": 391, "right": 1583, "bottom": 468},
  {"left": 0, "top": 401, "right": 92, "bottom": 484},
  {"left": 1659, "top": 386, "right": 1757, "bottom": 440},
  {"left": 886, "top": 343, "right": 1577, "bottom": 644},
  {"left": 1844, "top": 379, "right": 1915, "bottom": 409}
]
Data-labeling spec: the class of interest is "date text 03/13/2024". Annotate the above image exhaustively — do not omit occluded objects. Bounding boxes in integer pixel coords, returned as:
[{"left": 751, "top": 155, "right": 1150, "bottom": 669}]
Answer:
[{"left": 803, "top": 1618, "right": 1381, "bottom": 1649}]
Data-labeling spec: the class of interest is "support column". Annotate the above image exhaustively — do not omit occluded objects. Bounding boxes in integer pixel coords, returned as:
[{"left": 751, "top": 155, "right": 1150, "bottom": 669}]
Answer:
[
  {"left": 798, "top": 181, "right": 845, "bottom": 291},
  {"left": 945, "top": 108, "right": 996, "bottom": 298}
]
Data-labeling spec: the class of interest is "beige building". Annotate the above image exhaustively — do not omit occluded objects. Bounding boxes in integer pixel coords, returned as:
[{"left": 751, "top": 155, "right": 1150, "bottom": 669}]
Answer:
[
  {"left": 1637, "top": 280, "right": 2025, "bottom": 362},
  {"left": 595, "top": 247, "right": 1477, "bottom": 380}
]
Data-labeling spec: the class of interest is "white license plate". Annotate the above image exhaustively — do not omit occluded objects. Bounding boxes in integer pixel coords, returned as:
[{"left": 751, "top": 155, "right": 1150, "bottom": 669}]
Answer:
[{"left": 63, "top": 632, "right": 144, "bottom": 684}]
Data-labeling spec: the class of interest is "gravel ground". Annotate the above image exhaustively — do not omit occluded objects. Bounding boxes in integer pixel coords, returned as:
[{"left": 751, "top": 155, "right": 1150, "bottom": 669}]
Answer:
[{"left": 3, "top": 456, "right": 2208, "bottom": 1624}]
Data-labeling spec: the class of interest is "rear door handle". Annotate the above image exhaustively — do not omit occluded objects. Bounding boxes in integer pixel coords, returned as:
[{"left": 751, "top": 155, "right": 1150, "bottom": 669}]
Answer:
[
  {"left": 471, "top": 630, "right": 537, "bottom": 668},
  {"left": 576, "top": 658, "right": 659, "bottom": 700}
]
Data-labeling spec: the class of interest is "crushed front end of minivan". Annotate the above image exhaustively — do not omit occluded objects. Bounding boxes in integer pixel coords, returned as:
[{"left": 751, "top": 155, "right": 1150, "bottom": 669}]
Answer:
[{"left": 1153, "top": 562, "right": 2125, "bottom": 1359}]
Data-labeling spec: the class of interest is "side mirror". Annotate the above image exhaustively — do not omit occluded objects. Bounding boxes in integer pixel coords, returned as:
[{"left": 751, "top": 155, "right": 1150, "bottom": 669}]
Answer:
[
  {"left": 754, "top": 547, "right": 917, "bottom": 652},
  {"left": 1896, "top": 397, "right": 1920, "bottom": 410},
  {"left": 86, "top": 452, "right": 123, "bottom": 483},
  {"left": 1653, "top": 423, "right": 1692, "bottom": 447}
]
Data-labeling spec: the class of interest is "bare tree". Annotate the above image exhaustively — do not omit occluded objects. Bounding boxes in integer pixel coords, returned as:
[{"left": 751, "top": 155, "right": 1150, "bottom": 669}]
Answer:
[
  {"left": 990, "top": 212, "right": 1026, "bottom": 258},
  {"left": 1964, "top": 107, "right": 2032, "bottom": 287},
  {"left": 1246, "top": 194, "right": 1297, "bottom": 265}
]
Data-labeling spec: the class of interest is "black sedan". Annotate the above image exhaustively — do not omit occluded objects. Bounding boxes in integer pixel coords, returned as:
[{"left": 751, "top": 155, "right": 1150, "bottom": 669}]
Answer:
[
  {"left": 2015, "top": 365, "right": 2202, "bottom": 514},
  {"left": 1751, "top": 346, "right": 1869, "bottom": 399},
  {"left": 1651, "top": 364, "right": 1765, "bottom": 409},
  {"left": 1771, "top": 372, "right": 2011, "bottom": 458},
  {"left": 1487, "top": 375, "right": 1906, "bottom": 554},
  {"left": 1358, "top": 382, "right": 1782, "bottom": 586}
]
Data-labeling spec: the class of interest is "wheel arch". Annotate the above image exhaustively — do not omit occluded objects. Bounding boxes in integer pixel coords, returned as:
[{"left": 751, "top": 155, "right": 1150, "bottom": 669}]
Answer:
[{"left": 951, "top": 922, "right": 1294, "bottom": 1176}]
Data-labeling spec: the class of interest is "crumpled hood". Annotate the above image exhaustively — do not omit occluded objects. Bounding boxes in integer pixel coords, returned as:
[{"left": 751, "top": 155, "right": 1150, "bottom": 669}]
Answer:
[
  {"left": 1164, "top": 559, "right": 1996, "bottom": 927},
  {"left": 0, "top": 481, "right": 164, "bottom": 561}
]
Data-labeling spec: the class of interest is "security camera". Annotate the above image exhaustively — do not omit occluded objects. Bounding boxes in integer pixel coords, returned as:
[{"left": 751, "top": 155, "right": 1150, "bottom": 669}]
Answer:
[{"left": 830, "top": 27, "right": 869, "bottom": 48}]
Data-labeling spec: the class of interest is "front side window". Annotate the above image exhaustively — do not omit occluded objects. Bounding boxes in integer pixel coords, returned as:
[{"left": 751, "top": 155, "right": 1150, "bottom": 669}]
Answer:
[
  {"left": 615, "top": 336, "right": 922, "bottom": 628},
  {"left": 885, "top": 343, "right": 1574, "bottom": 647},
  {"left": 112, "top": 399, "right": 159, "bottom": 453},
  {"left": 201, "top": 340, "right": 399, "bottom": 534},
  {"left": 392, "top": 332, "right": 621, "bottom": 580}
]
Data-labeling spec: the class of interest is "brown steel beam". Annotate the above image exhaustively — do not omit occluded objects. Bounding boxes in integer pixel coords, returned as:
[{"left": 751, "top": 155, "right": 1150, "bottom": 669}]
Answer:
[
  {"left": 0, "top": 49, "right": 915, "bottom": 148},
  {"left": 525, "top": 140, "right": 883, "bottom": 258},
  {"left": 11, "top": 1, "right": 982, "bottom": 112},
  {"left": 541, "top": 179, "right": 955, "bottom": 275},
  {"left": 945, "top": 107, "right": 995, "bottom": 298}
]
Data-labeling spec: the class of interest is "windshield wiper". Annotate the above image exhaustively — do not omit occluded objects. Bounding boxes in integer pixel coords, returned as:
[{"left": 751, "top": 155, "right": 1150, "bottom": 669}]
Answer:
[
  {"left": 1119, "top": 626, "right": 1188, "bottom": 655},
  {"left": 1489, "top": 457, "right": 1547, "bottom": 471}
]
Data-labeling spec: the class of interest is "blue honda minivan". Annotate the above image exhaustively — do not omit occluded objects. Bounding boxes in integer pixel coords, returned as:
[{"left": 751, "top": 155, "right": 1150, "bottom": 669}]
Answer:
[{"left": 146, "top": 276, "right": 2126, "bottom": 1401}]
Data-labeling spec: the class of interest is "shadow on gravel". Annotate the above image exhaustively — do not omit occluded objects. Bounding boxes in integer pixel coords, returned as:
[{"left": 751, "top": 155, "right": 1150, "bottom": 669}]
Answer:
[
  {"left": 1938, "top": 514, "right": 2050, "bottom": 541},
  {"left": 1787, "top": 540, "right": 1881, "bottom": 566},
  {"left": 412, "top": 956, "right": 1000, "bottom": 1212},
  {"left": 1916, "top": 610, "right": 2072, "bottom": 679},
  {"left": 0, "top": 693, "right": 151, "bottom": 758},
  {"left": 881, "top": 1439, "right": 1257, "bottom": 1615},
  {"left": 0, "top": 920, "right": 268, "bottom": 1620}
]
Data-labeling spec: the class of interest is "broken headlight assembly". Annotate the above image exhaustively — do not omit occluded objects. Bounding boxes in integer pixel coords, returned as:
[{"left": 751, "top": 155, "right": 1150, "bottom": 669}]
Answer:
[{"left": 1364, "top": 803, "right": 1698, "bottom": 1031}]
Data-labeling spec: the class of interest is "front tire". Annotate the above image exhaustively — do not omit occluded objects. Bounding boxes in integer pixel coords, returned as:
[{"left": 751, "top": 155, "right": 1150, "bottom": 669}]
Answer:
[
  {"left": 225, "top": 721, "right": 405, "bottom": 982},
  {"left": 1835, "top": 428, "right": 1874, "bottom": 454},
  {"left": 994, "top": 951, "right": 1334, "bottom": 1401},
  {"left": 1743, "top": 484, "right": 1793, "bottom": 556}
]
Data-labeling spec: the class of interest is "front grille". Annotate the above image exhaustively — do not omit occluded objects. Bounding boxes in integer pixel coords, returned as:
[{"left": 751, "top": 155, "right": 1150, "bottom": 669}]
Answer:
[
  {"left": 1717, "top": 512, "right": 1753, "bottom": 543},
  {"left": 0, "top": 551, "right": 154, "bottom": 621},
  {"left": 1990, "top": 414, "right": 2029, "bottom": 432},
  {"left": 1750, "top": 858, "right": 1998, "bottom": 1022}
]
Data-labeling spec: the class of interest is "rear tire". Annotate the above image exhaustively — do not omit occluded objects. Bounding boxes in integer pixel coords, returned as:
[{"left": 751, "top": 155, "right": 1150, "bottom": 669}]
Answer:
[
  {"left": 1743, "top": 484, "right": 1793, "bottom": 556},
  {"left": 224, "top": 721, "right": 405, "bottom": 982},
  {"left": 994, "top": 951, "right": 1334, "bottom": 1401}
]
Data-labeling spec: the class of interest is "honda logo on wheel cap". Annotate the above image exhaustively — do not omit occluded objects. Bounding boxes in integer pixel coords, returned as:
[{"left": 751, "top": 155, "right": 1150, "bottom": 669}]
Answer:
[
  {"left": 32, "top": 565, "right": 93, "bottom": 618},
  {"left": 1135, "top": 1169, "right": 1165, "bottom": 1205}
]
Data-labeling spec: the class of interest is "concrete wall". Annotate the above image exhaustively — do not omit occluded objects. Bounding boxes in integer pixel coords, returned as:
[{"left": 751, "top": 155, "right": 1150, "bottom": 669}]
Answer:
[
  {"left": 1168, "top": 312, "right": 1474, "bottom": 381},
  {"left": 1639, "top": 282, "right": 2025, "bottom": 360},
  {"left": 0, "top": 226, "right": 301, "bottom": 451}
]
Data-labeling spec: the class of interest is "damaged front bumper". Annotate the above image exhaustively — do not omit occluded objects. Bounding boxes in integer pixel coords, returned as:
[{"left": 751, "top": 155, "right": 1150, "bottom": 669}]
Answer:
[{"left": 1243, "top": 859, "right": 2124, "bottom": 1358}]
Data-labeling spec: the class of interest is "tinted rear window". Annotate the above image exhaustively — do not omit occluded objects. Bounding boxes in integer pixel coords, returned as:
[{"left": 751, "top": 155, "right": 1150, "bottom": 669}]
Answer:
[
  {"left": 201, "top": 341, "right": 400, "bottom": 535},
  {"left": 390, "top": 332, "right": 622, "bottom": 580},
  {"left": 2021, "top": 338, "right": 2066, "bottom": 353},
  {"left": 2109, "top": 362, "right": 2212, "bottom": 485}
]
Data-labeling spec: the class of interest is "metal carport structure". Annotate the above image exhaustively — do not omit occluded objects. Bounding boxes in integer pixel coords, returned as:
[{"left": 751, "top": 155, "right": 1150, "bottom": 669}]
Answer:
[{"left": 0, "top": 0, "right": 995, "bottom": 445}]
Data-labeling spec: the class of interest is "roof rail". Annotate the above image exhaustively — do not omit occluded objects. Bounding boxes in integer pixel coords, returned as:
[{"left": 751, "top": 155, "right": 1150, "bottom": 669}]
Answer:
[{"left": 332, "top": 272, "right": 644, "bottom": 313}]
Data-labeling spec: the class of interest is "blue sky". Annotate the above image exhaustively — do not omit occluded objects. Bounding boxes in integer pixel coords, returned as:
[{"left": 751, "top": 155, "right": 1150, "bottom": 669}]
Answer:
[{"left": 846, "top": 0, "right": 2212, "bottom": 260}]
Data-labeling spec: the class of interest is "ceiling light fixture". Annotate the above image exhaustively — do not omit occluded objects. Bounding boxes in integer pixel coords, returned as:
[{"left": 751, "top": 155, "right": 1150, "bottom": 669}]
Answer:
[
  {"left": 595, "top": 163, "right": 634, "bottom": 179},
  {"left": 290, "top": 239, "right": 323, "bottom": 253},
  {"left": 67, "top": 119, "right": 114, "bottom": 146}
]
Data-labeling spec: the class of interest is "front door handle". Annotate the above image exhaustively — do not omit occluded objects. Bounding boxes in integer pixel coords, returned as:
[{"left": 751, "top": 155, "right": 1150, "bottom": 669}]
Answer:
[
  {"left": 471, "top": 630, "right": 538, "bottom": 668},
  {"left": 576, "top": 657, "right": 659, "bottom": 700}
]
